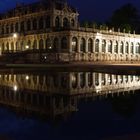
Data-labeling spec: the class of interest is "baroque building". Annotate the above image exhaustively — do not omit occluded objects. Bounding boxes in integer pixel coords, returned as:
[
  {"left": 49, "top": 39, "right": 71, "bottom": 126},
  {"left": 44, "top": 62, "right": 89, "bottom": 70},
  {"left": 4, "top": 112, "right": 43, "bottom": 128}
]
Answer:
[{"left": 0, "top": 0, "right": 140, "bottom": 63}]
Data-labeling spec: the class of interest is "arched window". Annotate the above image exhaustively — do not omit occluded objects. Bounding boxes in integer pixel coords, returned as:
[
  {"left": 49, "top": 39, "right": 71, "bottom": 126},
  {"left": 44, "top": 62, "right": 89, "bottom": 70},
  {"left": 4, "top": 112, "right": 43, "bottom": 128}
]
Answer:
[
  {"left": 80, "top": 73, "right": 85, "bottom": 88},
  {"left": 63, "top": 18, "right": 69, "bottom": 28},
  {"left": 15, "top": 42, "right": 18, "bottom": 51},
  {"left": 46, "top": 38, "right": 51, "bottom": 50},
  {"left": 39, "top": 39, "right": 44, "bottom": 50},
  {"left": 61, "top": 37, "right": 67, "bottom": 50},
  {"left": 72, "top": 37, "right": 78, "bottom": 52},
  {"left": 130, "top": 42, "right": 134, "bottom": 54},
  {"left": 33, "top": 40, "right": 37, "bottom": 49},
  {"left": 114, "top": 41, "right": 118, "bottom": 53},
  {"left": 2, "top": 43, "right": 4, "bottom": 52},
  {"left": 27, "top": 20, "right": 31, "bottom": 31},
  {"left": 95, "top": 39, "right": 99, "bottom": 52},
  {"left": 71, "top": 19, "right": 75, "bottom": 27},
  {"left": 20, "top": 41, "right": 24, "bottom": 51},
  {"left": 53, "top": 38, "right": 59, "bottom": 52},
  {"left": 136, "top": 43, "right": 140, "bottom": 54},
  {"left": 125, "top": 42, "right": 129, "bottom": 54},
  {"left": 27, "top": 40, "right": 31, "bottom": 49},
  {"left": 39, "top": 17, "right": 44, "bottom": 29},
  {"left": 11, "top": 42, "right": 14, "bottom": 51},
  {"left": 88, "top": 38, "right": 93, "bottom": 52},
  {"left": 6, "top": 42, "right": 9, "bottom": 52},
  {"left": 88, "top": 73, "right": 93, "bottom": 87},
  {"left": 33, "top": 19, "right": 37, "bottom": 30},
  {"left": 71, "top": 73, "right": 78, "bottom": 88},
  {"left": 108, "top": 40, "right": 112, "bottom": 53},
  {"left": 6, "top": 24, "right": 9, "bottom": 34},
  {"left": 80, "top": 38, "right": 86, "bottom": 52},
  {"left": 102, "top": 40, "right": 106, "bottom": 53},
  {"left": 55, "top": 16, "right": 60, "bottom": 28},
  {"left": 15, "top": 22, "right": 18, "bottom": 32},
  {"left": 46, "top": 16, "right": 50, "bottom": 28},
  {"left": 120, "top": 41, "right": 124, "bottom": 54},
  {"left": 21, "top": 21, "right": 24, "bottom": 32},
  {"left": 10, "top": 23, "right": 14, "bottom": 33}
]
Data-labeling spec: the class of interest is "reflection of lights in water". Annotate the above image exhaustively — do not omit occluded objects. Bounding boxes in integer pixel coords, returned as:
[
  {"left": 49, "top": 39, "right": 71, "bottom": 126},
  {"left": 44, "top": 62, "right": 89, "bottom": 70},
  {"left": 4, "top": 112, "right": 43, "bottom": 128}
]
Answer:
[
  {"left": 26, "top": 75, "right": 29, "bottom": 80},
  {"left": 13, "top": 85, "right": 18, "bottom": 91}
]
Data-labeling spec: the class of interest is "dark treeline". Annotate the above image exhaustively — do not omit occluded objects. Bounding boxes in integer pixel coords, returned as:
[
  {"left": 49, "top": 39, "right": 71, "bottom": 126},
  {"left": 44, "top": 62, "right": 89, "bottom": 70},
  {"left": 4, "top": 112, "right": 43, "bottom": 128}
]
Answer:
[{"left": 80, "top": 3, "right": 140, "bottom": 34}]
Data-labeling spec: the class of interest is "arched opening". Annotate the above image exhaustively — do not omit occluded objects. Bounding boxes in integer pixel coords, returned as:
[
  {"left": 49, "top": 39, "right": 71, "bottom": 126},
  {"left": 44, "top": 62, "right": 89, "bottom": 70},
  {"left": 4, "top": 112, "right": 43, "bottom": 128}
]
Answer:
[
  {"left": 21, "top": 21, "right": 24, "bottom": 32},
  {"left": 11, "top": 42, "right": 14, "bottom": 51},
  {"left": 80, "top": 38, "right": 86, "bottom": 52},
  {"left": 20, "top": 41, "right": 24, "bottom": 51},
  {"left": 27, "top": 20, "right": 31, "bottom": 31},
  {"left": 53, "top": 37, "right": 59, "bottom": 52},
  {"left": 39, "top": 39, "right": 44, "bottom": 50},
  {"left": 39, "top": 17, "right": 44, "bottom": 29},
  {"left": 6, "top": 42, "right": 9, "bottom": 52},
  {"left": 71, "top": 19, "right": 75, "bottom": 27},
  {"left": 15, "top": 42, "right": 18, "bottom": 51},
  {"left": 136, "top": 43, "right": 140, "bottom": 54},
  {"left": 46, "top": 38, "right": 51, "bottom": 50},
  {"left": 95, "top": 39, "right": 99, "bottom": 52},
  {"left": 10, "top": 23, "right": 14, "bottom": 33},
  {"left": 63, "top": 18, "right": 69, "bottom": 28},
  {"left": 33, "top": 40, "right": 37, "bottom": 50},
  {"left": 6, "top": 24, "right": 9, "bottom": 34},
  {"left": 61, "top": 37, "right": 67, "bottom": 50},
  {"left": 72, "top": 37, "right": 78, "bottom": 52},
  {"left": 88, "top": 73, "right": 93, "bottom": 87},
  {"left": 46, "top": 16, "right": 50, "bottom": 28},
  {"left": 88, "top": 38, "right": 93, "bottom": 52},
  {"left": 27, "top": 40, "right": 31, "bottom": 49},
  {"left": 108, "top": 40, "right": 112, "bottom": 53},
  {"left": 120, "top": 41, "right": 124, "bottom": 54},
  {"left": 114, "top": 41, "right": 118, "bottom": 53},
  {"left": 71, "top": 73, "right": 78, "bottom": 89},
  {"left": 80, "top": 73, "right": 85, "bottom": 88},
  {"left": 55, "top": 16, "right": 60, "bottom": 28},
  {"left": 33, "top": 19, "right": 37, "bottom": 30},
  {"left": 125, "top": 42, "right": 129, "bottom": 54},
  {"left": 130, "top": 43, "right": 134, "bottom": 54},
  {"left": 15, "top": 22, "right": 19, "bottom": 32},
  {"left": 102, "top": 40, "right": 106, "bottom": 53}
]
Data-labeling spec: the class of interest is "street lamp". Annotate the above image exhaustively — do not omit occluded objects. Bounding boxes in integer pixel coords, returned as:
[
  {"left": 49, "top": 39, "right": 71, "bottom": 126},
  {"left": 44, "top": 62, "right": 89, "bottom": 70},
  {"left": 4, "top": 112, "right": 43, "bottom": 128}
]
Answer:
[
  {"left": 25, "top": 45, "right": 29, "bottom": 49},
  {"left": 13, "top": 85, "right": 18, "bottom": 91}
]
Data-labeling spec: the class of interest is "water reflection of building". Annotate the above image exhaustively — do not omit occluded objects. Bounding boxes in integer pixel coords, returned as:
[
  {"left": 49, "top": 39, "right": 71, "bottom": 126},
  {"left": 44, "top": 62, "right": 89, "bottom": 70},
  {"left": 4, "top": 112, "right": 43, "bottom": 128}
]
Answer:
[
  {"left": 0, "top": 72, "right": 139, "bottom": 119},
  {"left": 0, "top": 0, "right": 140, "bottom": 63}
]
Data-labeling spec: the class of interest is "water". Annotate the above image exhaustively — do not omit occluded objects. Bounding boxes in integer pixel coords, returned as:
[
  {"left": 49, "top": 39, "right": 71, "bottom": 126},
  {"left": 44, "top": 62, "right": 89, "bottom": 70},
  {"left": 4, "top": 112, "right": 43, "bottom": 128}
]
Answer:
[{"left": 0, "top": 69, "right": 140, "bottom": 140}]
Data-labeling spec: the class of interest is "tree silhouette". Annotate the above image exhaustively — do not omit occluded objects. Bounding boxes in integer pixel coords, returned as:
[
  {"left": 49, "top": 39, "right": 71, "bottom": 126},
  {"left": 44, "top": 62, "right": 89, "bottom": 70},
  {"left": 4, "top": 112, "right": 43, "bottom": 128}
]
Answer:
[{"left": 107, "top": 3, "right": 140, "bottom": 33}]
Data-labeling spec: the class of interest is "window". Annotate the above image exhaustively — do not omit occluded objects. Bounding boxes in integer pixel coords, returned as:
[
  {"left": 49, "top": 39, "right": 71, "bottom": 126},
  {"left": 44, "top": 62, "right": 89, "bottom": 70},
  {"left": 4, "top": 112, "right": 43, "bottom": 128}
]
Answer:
[
  {"left": 72, "top": 37, "right": 78, "bottom": 52},
  {"left": 88, "top": 38, "right": 93, "bottom": 52},
  {"left": 63, "top": 18, "right": 69, "bottom": 28},
  {"left": 95, "top": 39, "right": 99, "bottom": 52},
  {"left": 61, "top": 37, "right": 67, "bottom": 50},
  {"left": 55, "top": 16, "right": 60, "bottom": 28},
  {"left": 120, "top": 41, "right": 124, "bottom": 54},
  {"left": 130, "top": 43, "right": 134, "bottom": 54},
  {"left": 53, "top": 38, "right": 59, "bottom": 52},
  {"left": 27, "top": 20, "right": 31, "bottom": 31},
  {"left": 136, "top": 43, "right": 140, "bottom": 54},
  {"left": 80, "top": 38, "right": 86, "bottom": 52},
  {"left": 33, "top": 40, "right": 37, "bottom": 49},
  {"left": 102, "top": 40, "right": 106, "bottom": 53},
  {"left": 125, "top": 42, "right": 129, "bottom": 54},
  {"left": 108, "top": 40, "right": 112, "bottom": 53},
  {"left": 114, "top": 41, "right": 118, "bottom": 53}
]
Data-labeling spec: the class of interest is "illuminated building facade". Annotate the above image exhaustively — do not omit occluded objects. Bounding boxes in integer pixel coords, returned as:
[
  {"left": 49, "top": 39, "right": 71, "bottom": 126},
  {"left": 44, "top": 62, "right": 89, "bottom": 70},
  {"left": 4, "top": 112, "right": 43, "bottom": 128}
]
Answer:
[{"left": 0, "top": 0, "right": 140, "bottom": 63}]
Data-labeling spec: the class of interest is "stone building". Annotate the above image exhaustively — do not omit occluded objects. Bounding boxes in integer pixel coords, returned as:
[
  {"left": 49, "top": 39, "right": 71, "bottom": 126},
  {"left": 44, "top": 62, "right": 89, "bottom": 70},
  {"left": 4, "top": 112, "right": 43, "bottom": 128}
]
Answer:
[{"left": 0, "top": 0, "right": 140, "bottom": 63}]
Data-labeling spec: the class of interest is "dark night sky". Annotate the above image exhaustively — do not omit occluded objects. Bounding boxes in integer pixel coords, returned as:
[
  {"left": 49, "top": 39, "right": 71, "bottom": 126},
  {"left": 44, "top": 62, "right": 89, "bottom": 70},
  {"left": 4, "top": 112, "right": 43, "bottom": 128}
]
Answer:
[{"left": 1, "top": 0, "right": 140, "bottom": 22}]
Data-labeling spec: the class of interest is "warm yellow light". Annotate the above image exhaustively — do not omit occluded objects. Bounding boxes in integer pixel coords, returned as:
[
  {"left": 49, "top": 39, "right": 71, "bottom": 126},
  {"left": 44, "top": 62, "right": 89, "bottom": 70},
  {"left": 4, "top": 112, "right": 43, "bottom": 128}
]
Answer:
[
  {"left": 13, "top": 33, "right": 17, "bottom": 38},
  {"left": 25, "top": 75, "right": 29, "bottom": 80},
  {"left": 13, "top": 85, "right": 18, "bottom": 91},
  {"left": 26, "top": 45, "right": 29, "bottom": 49}
]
